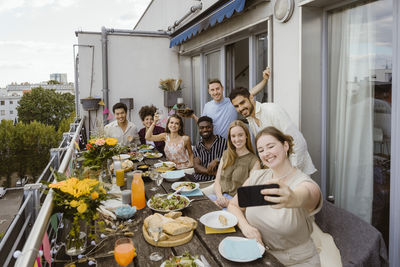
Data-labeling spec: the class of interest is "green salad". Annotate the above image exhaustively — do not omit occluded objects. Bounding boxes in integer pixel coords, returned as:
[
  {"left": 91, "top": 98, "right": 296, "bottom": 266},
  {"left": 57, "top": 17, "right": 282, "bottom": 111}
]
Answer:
[
  {"left": 149, "top": 194, "right": 189, "bottom": 211},
  {"left": 164, "top": 252, "right": 197, "bottom": 267},
  {"left": 138, "top": 144, "right": 152, "bottom": 150}
]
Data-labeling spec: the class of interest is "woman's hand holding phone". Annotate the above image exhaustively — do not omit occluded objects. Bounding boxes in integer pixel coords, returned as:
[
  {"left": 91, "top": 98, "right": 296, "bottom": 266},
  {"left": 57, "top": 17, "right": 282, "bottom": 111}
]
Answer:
[{"left": 261, "top": 179, "right": 299, "bottom": 209}]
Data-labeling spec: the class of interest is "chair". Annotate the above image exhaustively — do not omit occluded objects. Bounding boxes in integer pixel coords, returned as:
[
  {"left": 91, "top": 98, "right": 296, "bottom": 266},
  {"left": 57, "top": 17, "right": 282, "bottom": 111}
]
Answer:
[{"left": 314, "top": 201, "right": 388, "bottom": 267}]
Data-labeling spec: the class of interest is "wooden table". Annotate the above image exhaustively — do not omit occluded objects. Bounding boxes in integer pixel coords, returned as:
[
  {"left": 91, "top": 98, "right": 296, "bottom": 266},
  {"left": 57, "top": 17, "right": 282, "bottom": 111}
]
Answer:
[{"left": 55, "top": 157, "right": 283, "bottom": 266}]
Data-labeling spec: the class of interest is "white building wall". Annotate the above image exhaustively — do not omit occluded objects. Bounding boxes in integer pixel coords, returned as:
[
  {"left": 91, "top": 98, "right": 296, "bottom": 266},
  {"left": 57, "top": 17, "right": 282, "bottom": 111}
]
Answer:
[
  {"left": 77, "top": 33, "right": 180, "bottom": 131},
  {"left": 135, "top": 0, "right": 218, "bottom": 31}
]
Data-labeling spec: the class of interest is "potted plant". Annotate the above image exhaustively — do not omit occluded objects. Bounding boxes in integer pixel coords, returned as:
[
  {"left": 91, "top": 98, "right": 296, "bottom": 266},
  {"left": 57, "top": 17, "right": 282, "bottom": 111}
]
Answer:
[
  {"left": 80, "top": 97, "right": 102, "bottom": 111},
  {"left": 159, "top": 78, "right": 182, "bottom": 107}
]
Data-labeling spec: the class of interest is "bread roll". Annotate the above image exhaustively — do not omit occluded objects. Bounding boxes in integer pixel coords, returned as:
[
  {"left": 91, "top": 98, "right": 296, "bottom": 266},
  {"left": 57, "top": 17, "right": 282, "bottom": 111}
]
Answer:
[
  {"left": 164, "top": 211, "right": 182, "bottom": 219},
  {"left": 175, "top": 216, "right": 197, "bottom": 229},
  {"left": 163, "top": 221, "right": 192, "bottom": 236}
]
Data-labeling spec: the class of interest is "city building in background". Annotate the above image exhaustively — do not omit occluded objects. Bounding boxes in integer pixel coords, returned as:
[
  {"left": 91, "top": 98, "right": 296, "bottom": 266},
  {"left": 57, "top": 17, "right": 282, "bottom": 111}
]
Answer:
[{"left": 50, "top": 73, "right": 68, "bottom": 84}]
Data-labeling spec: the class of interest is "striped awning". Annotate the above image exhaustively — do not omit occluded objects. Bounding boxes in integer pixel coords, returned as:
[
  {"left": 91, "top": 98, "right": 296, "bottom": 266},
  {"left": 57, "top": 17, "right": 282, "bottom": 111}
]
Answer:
[{"left": 169, "top": 0, "right": 246, "bottom": 48}]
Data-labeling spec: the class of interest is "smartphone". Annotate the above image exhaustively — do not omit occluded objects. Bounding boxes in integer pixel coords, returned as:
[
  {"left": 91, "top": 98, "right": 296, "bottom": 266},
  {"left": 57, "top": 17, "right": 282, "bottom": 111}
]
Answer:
[{"left": 237, "top": 184, "right": 279, "bottom": 207}]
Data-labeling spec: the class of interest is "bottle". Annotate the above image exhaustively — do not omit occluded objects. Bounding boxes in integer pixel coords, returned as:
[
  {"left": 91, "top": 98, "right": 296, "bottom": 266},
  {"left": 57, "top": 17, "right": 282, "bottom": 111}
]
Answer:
[
  {"left": 131, "top": 171, "right": 145, "bottom": 209},
  {"left": 116, "top": 169, "right": 125, "bottom": 187}
]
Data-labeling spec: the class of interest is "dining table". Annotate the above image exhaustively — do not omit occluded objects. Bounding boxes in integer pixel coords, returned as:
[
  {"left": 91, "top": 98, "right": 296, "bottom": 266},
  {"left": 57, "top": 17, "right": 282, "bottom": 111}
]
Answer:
[{"left": 54, "top": 155, "right": 284, "bottom": 267}]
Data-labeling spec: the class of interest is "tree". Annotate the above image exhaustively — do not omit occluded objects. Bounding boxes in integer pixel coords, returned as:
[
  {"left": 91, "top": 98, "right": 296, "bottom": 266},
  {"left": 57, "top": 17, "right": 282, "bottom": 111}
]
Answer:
[{"left": 17, "top": 87, "right": 75, "bottom": 130}]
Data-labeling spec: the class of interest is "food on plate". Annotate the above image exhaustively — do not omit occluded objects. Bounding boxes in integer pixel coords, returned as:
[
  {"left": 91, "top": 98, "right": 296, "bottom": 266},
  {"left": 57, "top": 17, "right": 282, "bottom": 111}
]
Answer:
[
  {"left": 175, "top": 182, "right": 196, "bottom": 191},
  {"left": 164, "top": 211, "right": 182, "bottom": 219},
  {"left": 143, "top": 212, "right": 197, "bottom": 243},
  {"left": 163, "top": 252, "right": 198, "bottom": 267},
  {"left": 155, "top": 162, "right": 176, "bottom": 172},
  {"left": 128, "top": 152, "right": 143, "bottom": 162},
  {"left": 138, "top": 144, "right": 153, "bottom": 150},
  {"left": 137, "top": 164, "right": 149, "bottom": 171},
  {"left": 148, "top": 194, "right": 189, "bottom": 212},
  {"left": 110, "top": 160, "right": 134, "bottom": 172},
  {"left": 142, "top": 171, "right": 150, "bottom": 177},
  {"left": 144, "top": 152, "right": 163, "bottom": 158},
  {"left": 218, "top": 215, "right": 228, "bottom": 226}
]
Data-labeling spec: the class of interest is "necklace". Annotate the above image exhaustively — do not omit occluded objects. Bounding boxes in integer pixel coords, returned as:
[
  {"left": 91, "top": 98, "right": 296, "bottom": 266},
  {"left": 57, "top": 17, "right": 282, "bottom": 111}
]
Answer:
[{"left": 272, "top": 166, "right": 295, "bottom": 180}]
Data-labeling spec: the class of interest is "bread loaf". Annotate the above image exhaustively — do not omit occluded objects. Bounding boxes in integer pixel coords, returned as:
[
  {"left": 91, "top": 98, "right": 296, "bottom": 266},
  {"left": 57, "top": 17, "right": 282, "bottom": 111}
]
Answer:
[
  {"left": 163, "top": 221, "right": 192, "bottom": 236},
  {"left": 164, "top": 211, "right": 182, "bottom": 219},
  {"left": 175, "top": 216, "right": 197, "bottom": 229}
]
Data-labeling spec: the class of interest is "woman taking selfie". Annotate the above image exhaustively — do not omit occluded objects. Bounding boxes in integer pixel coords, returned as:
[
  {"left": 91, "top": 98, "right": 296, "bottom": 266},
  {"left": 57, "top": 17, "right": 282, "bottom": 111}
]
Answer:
[
  {"left": 212, "top": 120, "right": 260, "bottom": 208},
  {"left": 146, "top": 114, "right": 193, "bottom": 169},
  {"left": 228, "top": 126, "right": 322, "bottom": 266}
]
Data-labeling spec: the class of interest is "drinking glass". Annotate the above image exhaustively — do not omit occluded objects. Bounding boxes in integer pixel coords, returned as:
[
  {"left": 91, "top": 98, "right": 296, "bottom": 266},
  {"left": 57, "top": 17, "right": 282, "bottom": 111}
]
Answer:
[
  {"left": 155, "top": 109, "right": 164, "bottom": 126},
  {"left": 156, "top": 174, "right": 164, "bottom": 186},
  {"left": 148, "top": 167, "right": 160, "bottom": 191},
  {"left": 148, "top": 220, "right": 163, "bottom": 261},
  {"left": 114, "top": 237, "right": 135, "bottom": 266}
]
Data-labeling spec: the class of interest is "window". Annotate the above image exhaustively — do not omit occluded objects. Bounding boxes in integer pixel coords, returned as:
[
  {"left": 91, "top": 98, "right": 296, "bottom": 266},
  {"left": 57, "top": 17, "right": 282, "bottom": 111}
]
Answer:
[
  {"left": 0, "top": 101, "right": 4, "bottom": 105},
  {"left": 0, "top": 110, "right": 5, "bottom": 115},
  {"left": 205, "top": 51, "right": 221, "bottom": 102},
  {"left": 327, "top": 0, "right": 392, "bottom": 245},
  {"left": 255, "top": 32, "right": 269, "bottom": 102},
  {"left": 10, "top": 110, "right": 13, "bottom": 114},
  {"left": 10, "top": 101, "right": 13, "bottom": 104}
]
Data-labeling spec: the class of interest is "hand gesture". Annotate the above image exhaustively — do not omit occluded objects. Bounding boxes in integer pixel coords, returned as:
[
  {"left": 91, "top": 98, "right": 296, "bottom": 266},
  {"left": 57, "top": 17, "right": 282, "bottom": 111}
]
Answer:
[
  {"left": 216, "top": 195, "right": 230, "bottom": 208},
  {"left": 241, "top": 223, "right": 264, "bottom": 246},
  {"left": 153, "top": 113, "right": 160, "bottom": 124},
  {"left": 263, "top": 67, "right": 271, "bottom": 81},
  {"left": 260, "top": 178, "right": 300, "bottom": 209}
]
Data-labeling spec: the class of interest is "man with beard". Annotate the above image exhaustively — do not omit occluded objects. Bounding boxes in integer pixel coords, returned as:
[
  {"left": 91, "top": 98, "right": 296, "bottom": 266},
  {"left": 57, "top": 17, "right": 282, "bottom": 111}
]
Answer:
[
  {"left": 229, "top": 88, "right": 316, "bottom": 175},
  {"left": 104, "top": 102, "right": 140, "bottom": 146},
  {"left": 191, "top": 67, "right": 270, "bottom": 139},
  {"left": 192, "top": 116, "right": 227, "bottom": 182}
]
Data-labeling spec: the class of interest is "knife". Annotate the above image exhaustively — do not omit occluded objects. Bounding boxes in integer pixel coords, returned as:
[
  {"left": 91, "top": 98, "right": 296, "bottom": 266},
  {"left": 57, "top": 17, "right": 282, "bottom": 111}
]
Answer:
[{"left": 200, "top": 255, "right": 211, "bottom": 267}]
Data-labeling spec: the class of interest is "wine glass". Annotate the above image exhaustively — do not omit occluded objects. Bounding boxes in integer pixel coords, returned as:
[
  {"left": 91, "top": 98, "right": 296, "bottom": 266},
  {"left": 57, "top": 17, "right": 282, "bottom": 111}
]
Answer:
[
  {"left": 156, "top": 174, "right": 164, "bottom": 186},
  {"left": 148, "top": 220, "right": 163, "bottom": 261},
  {"left": 155, "top": 109, "right": 164, "bottom": 126},
  {"left": 114, "top": 237, "right": 135, "bottom": 266},
  {"left": 148, "top": 167, "right": 160, "bottom": 191}
]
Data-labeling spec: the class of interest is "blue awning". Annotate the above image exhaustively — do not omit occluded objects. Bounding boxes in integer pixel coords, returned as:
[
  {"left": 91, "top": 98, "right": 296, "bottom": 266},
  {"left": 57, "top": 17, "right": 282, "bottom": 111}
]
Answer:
[{"left": 169, "top": 0, "right": 246, "bottom": 48}]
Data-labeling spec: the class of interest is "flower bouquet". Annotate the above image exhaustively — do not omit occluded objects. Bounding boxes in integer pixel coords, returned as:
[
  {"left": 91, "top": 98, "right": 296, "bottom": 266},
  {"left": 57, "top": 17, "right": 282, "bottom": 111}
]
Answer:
[
  {"left": 82, "top": 137, "right": 123, "bottom": 170},
  {"left": 49, "top": 176, "right": 109, "bottom": 255}
]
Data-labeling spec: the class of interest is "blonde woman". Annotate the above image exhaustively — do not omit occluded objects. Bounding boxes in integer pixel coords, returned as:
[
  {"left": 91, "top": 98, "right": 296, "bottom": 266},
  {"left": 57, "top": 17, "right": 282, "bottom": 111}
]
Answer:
[
  {"left": 211, "top": 120, "right": 260, "bottom": 208},
  {"left": 146, "top": 114, "right": 193, "bottom": 169}
]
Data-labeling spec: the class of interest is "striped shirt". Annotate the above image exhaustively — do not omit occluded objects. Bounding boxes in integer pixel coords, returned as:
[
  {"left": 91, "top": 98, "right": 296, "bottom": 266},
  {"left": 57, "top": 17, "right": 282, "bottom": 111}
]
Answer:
[{"left": 193, "top": 135, "right": 227, "bottom": 182}]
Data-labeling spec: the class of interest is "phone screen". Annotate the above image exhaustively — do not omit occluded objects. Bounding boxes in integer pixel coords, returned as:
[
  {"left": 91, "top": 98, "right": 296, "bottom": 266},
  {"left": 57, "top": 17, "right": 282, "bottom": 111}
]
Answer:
[{"left": 237, "top": 184, "right": 279, "bottom": 208}]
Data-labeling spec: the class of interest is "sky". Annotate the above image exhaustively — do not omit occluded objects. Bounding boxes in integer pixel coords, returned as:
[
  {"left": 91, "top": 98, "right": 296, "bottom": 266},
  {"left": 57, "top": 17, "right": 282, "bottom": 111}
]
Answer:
[{"left": 0, "top": 0, "right": 151, "bottom": 88}]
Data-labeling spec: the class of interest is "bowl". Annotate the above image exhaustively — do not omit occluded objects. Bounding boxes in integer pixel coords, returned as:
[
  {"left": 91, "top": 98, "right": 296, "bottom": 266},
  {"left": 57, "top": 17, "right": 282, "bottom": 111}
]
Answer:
[
  {"left": 137, "top": 164, "right": 149, "bottom": 172},
  {"left": 112, "top": 154, "right": 130, "bottom": 161},
  {"left": 115, "top": 205, "right": 137, "bottom": 219},
  {"left": 161, "top": 170, "right": 185, "bottom": 182},
  {"left": 147, "top": 194, "right": 190, "bottom": 212}
]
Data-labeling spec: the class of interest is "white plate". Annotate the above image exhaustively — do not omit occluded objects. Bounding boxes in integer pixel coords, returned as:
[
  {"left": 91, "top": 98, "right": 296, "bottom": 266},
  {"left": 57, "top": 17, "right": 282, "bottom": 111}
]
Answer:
[
  {"left": 147, "top": 194, "right": 190, "bottom": 212},
  {"left": 154, "top": 161, "right": 176, "bottom": 168},
  {"left": 218, "top": 236, "right": 265, "bottom": 262},
  {"left": 161, "top": 170, "right": 186, "bottom": 182},
  {"left": 138, "top": 144, "right": 154, "bottom": 150},
  {"left": 199, "top": 210, "right": 238, "bottom": 230},
  {"left": 144, "top": 152, "right": 163, "bottom": 158},
  {"left": 171, "top": 182, "right": 200, "bottom": 193},
  {"left": 160, "top": 258, "right": 204, "bottom": 267},
  {"left": 112, "top": 154, "right": 130, "bottom": 160}
]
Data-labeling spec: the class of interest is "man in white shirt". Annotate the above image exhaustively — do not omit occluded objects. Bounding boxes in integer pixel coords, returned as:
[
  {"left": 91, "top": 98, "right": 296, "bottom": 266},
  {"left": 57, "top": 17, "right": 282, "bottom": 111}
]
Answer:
[
  {"left": 229, "top": 86, "right": 316, "bottom": 175},
  {"left": 104, "top": 102, "right": 140, "bottom": 146}
]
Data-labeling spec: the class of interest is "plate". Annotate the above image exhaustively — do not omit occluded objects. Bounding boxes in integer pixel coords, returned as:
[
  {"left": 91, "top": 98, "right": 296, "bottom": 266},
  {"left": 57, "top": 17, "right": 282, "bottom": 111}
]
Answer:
[
  {"left": 138, "top": 144, "right": 154, "bottom": 150},
  {"left": 171, "top": 182, "right": 199, "bottom": 193},
  {"left": 218, "top": 236, "right": 265, "bottom": 262},
  {"left": 144, "top": 152, "right": 163, "bottom": 158},
  {"left": 161, "top": 170, "right": 185, "bottom": 182},
  {"left": 154, "top": 161, "right": 176, "bottom": 172},
  {"left": 147, "top": 194, "right": 190, "bottom": 212},
  {"left": 160, "top": 257, "right": 204, "bottom": 267},
  {"left": 199, "top": 210, "right": 238, "bottom": 229},
  {"left": 112, "top": 154, "right": 130, "bottom": 160}
]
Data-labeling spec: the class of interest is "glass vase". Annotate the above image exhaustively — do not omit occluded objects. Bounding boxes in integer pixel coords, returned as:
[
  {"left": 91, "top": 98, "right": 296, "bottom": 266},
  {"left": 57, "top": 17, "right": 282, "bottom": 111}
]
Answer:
[{"left": 64, "top": 217, "right": 88, "bottom": 256}]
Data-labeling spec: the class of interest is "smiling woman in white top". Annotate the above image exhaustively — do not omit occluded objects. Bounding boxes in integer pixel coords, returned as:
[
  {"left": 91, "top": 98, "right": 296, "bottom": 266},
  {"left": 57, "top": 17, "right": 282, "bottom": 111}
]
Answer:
[{"left": 228, "top": 126, "right": 322, "bottom": 266}]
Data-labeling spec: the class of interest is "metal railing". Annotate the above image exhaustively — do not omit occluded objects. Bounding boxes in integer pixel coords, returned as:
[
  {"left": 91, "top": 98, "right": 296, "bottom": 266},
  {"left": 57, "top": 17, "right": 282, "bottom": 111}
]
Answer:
[{"left": 0, "top": 117, "right": 86, "bottom": 267}]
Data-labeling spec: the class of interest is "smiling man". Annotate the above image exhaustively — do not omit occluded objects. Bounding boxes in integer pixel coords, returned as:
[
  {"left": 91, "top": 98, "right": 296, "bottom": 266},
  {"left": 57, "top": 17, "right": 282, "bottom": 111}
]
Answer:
[
  {"left": 229, "top": 87, "right": 316, "bottom": 175},
  {"left": 192, "top": 116, "right": 227, "bottom": 182},
  {"left": 104, "top": 102, "right": 139, "bottom": 146}
]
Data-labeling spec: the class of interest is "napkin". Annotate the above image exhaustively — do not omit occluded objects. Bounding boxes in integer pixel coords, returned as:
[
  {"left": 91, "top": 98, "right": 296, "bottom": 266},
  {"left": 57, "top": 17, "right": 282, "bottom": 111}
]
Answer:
[
  {"left": 223, "top": 238, "right": 262, "bottom": 260},
  {"left": 181, "top": 188, "right": 203, "bottom": 197},
  {"left": 205, "top": 226, "right": 236, "bottom": 234},
  {"left": 164, "top": 170, "right": 185, "bottom": 178}
]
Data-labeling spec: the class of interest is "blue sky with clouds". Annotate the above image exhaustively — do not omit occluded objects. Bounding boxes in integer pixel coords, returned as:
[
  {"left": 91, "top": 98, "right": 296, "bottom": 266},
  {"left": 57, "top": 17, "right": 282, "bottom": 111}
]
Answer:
[{"left": 0, "top": 0, "right": 151, "bottom": 87}]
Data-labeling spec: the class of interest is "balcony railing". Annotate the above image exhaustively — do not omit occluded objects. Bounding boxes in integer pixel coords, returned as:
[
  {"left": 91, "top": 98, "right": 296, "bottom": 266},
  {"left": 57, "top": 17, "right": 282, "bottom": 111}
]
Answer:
[{"left": 0, "top": 117, "right": 86, "bottom": 267}]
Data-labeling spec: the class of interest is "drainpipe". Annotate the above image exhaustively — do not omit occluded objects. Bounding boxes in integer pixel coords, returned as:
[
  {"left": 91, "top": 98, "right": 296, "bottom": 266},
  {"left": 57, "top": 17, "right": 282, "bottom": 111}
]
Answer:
[
  {"left": 101, "top": 26, "right": 109, "bottom": 123},
  {"left": 167, "top": 1, "right": 202, "bottom": 32}
]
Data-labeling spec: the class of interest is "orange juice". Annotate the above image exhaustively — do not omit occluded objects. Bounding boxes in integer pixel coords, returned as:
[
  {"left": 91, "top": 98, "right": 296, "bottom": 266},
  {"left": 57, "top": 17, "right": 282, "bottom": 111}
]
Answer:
[
  {"left": 116, "top": 169, "right": 125, "bottom": 186},
  {"left": 131, "top": 171, "right": 145, "bottom": 209},
  {"left": 114, "top": 243, "right": 135, "bottom": 266}
]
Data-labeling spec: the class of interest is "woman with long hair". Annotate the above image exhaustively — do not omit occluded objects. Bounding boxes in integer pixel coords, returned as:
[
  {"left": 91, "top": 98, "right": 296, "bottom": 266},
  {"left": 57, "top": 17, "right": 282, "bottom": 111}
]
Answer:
[
  {"left": 212, "top": 120, "right": 260, "bottom": 208},
  {"left": 228, "top": 126, "right": 323, "bottom": 266},
  {"left": 146, "top": 113, "right": 193, "bottom": 169}
]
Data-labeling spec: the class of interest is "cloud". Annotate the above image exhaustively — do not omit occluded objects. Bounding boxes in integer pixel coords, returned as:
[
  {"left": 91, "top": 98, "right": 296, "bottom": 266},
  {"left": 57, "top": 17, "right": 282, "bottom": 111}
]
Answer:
[{"left": 0, "top": 0, "right": 24, "bottom": 12}]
